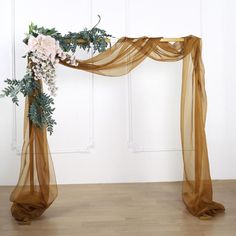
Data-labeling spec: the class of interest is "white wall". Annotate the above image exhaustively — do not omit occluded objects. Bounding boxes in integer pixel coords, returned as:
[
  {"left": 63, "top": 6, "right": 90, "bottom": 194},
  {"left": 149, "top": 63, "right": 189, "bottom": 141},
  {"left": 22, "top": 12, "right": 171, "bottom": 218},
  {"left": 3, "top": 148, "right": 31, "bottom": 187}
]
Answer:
[{"left": 0, "top": 0, "right": 235, "bottom": 185}]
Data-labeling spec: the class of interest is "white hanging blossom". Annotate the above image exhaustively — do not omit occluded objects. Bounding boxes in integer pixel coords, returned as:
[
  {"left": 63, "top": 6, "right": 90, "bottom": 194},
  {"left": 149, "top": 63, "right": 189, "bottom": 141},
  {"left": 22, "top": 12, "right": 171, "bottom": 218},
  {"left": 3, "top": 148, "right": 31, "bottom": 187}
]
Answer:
[{"left": 27, "top": 34, "right": 78, "bottom": 96}]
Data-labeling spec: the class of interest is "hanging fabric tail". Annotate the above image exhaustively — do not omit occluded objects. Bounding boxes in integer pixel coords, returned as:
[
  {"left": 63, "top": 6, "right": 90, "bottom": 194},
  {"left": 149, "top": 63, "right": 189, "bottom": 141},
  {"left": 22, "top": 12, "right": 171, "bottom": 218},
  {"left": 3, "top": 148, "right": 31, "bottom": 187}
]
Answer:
[
  {"left": 10, "top": 89, "right": 57, "bottom": 223},
  {"left": 181, "top": 38, "right": 225, "bottom": 217}
]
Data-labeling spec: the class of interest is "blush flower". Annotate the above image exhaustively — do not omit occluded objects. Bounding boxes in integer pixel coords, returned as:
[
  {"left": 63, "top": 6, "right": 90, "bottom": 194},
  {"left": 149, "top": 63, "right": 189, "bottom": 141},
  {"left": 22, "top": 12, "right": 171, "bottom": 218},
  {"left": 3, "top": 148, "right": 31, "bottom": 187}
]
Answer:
[
  {"left": 28, "top": 36, "right": 39, "bottom": 52},
  {"left": 27, "top": 34, "right": 78, "bottom": 96}
]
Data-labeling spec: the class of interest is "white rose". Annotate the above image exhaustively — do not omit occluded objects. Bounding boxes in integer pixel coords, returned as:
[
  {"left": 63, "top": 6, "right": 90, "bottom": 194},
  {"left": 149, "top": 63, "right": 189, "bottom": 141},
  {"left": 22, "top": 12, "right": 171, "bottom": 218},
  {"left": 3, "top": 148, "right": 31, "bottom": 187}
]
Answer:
[{"left": 39, "top": 35, "right": 57, "bottom": 56}]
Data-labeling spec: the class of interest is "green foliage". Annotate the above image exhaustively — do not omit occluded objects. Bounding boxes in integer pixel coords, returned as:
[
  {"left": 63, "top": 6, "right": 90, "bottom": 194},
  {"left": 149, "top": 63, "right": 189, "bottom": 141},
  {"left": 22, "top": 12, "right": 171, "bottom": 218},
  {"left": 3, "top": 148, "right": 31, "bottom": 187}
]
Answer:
[
  {"left": 24, "top": 16, "right": 113, "bottom": 54},
  {"left": 1, "top": 71, "right": 56, "bottom": 135},
  {"left": 20, "top": 73, "right": 40, "bottom": 96},
  {"left": 1, "top": 73, "right": 40, "bottom": 105},
  {"left": 1, "top": 78, "right": 22, "bottom": 105},
  {"left": 29, "top": 93, "right": 56, "bottom": 135},
  {"left": 1, "top": 18, "right": 113, "bottom": 135},
  {"left": 60, "top": 26, "right": 112, "bottom": 53}
]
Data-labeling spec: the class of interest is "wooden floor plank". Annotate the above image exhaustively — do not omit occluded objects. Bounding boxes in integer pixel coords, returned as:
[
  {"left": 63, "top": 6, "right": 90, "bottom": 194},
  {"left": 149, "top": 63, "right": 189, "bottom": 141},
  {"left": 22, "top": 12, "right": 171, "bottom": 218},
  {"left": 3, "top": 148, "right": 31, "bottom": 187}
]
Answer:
[{"left": 0, "top": 180, "right": 235, "bottom": 236}]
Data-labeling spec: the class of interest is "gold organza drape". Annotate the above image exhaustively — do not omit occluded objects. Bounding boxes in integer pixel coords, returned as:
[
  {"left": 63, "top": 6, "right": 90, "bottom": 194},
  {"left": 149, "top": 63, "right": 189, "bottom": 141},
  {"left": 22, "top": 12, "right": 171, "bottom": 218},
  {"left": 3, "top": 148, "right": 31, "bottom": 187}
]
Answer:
[
  {"left": 10, "top": 94, "right": 57, "bottom": 222},
  {"left": 10, "top": 35, "right": 225, "bottom": 223}
]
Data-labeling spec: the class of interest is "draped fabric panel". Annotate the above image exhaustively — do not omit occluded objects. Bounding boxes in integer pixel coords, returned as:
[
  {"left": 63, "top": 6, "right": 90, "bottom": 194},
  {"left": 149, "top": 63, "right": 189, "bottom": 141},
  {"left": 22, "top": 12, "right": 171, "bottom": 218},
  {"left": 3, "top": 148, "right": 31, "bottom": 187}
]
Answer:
[
  {"left": 10, "top": 35, "right": 225, "bottom": 223},
  {"left": 10, "top": 92, "right": 57, "bottom": 222}
]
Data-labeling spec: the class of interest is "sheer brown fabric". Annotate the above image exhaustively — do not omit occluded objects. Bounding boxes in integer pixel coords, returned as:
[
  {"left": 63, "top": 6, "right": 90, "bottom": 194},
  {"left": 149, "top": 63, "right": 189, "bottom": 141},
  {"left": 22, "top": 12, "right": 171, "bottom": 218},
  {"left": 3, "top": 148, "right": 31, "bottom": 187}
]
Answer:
[
  {"left": 10, "top": 86, "right": 57, "bottom": 223},
  {"left": 11, "top": 35, "right": 224, "bottom": 223},
  {"left": 60, "top": 35, "right": 225, "bottom": 217}
]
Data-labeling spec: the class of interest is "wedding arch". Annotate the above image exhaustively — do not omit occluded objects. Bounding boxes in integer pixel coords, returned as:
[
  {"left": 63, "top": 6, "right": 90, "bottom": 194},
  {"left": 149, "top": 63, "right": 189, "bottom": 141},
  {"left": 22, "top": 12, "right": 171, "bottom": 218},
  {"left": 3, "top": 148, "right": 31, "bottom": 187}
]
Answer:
[{"left": 1, "top": 23, "right": 225, "bottom": 223}]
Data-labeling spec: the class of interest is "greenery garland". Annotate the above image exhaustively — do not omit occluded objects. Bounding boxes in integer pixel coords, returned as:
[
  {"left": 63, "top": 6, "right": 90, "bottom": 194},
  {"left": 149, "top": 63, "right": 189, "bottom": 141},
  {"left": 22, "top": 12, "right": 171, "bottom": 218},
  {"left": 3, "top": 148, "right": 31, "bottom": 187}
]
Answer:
[{"left": 1, "top": 16, "right": 112, "bottom": 134}]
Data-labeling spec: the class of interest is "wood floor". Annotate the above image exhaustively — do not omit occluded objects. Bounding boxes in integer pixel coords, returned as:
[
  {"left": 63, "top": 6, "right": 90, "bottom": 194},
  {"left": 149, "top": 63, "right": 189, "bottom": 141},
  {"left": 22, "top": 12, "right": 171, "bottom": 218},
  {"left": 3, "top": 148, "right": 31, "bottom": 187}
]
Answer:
[{"left": 0, "top": 180, "right": 235, "bottom": 236}]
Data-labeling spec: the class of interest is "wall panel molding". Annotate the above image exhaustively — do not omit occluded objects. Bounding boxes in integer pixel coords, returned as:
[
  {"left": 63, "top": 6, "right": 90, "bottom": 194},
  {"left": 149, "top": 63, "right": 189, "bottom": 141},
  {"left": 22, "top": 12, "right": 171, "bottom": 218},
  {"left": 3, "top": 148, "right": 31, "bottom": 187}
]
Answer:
[
  {"left": 11, "top": 0, "right": 95, "bottom": 155},
  {"left": 127, "top": 73, "right": 184, "bottom": 153}
]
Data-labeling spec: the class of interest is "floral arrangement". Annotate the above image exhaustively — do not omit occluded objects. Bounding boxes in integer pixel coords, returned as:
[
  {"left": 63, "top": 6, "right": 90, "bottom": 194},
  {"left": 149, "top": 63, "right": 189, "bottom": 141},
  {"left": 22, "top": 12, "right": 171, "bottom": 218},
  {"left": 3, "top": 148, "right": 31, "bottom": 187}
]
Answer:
[
  {"left": 1, "top": 17, "right": 112, "bottom": 134},
  {"left": 27, "top": 35, "right": 65, "bottom": 96}
]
